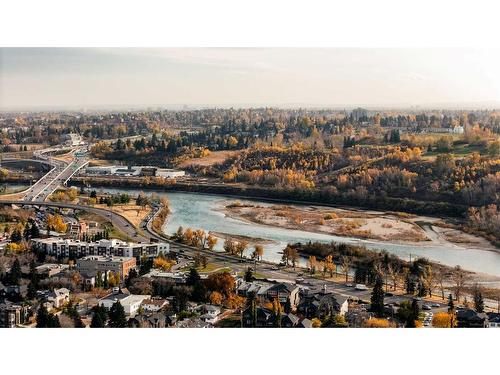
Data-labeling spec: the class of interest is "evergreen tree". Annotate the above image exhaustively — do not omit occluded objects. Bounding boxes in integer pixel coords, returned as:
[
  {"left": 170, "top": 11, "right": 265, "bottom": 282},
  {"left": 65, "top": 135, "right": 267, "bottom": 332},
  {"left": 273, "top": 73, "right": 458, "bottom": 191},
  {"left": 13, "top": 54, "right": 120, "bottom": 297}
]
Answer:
[
  {"left": 10, "top": 228, "right": 22, "bottom": 243},
  {"left": 186, "top": 267, "right": 201, "bottom": 286},
  {"left": 448, "top": 293, "right": 455, "bottom": 313},
  {"left": 473, "top": 285, "right": 484, "bottom": 313},
  {"left": 30, "top": 222, "right": 40, "bottom": 238},
  {"left": 125, "top": 268, "right": 138, "bottom": 288},
  {"left": 36, "top": 303, "right": 60, "bottom": 327},
  {"left": 370, "top": 276, "right": 385, "bottom": 317},
  {"left": 36, "top": 304, "right": 49, "bottom": 328},
  {"left": 90, "top": 312, "right": 105, "bottom": 328},
  {"left": 90, "top": 305, "right": 108, "bottom": 327},
  {"left": 27, "top": 281, "right": 37, "bottom": 300},
  {"left": 405, "top": 274, "right": 416, "bottom": 295},
  {"left": 8, "top": 259, "right": 22, "bottom": 285},
  {"left": 417, "top": 280, "right": 426, "bottom": 297},
  {"left": 244, "top": 267, "right": 253, "bottom": 282},
  {"left": 108, "top": 301, "right": 127, "bottom": 327}
]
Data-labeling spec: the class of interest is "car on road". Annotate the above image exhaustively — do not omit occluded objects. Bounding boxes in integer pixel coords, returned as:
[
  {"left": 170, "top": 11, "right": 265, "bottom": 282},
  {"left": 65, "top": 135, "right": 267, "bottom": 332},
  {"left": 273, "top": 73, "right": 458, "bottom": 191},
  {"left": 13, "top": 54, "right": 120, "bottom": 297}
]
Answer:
[
  {"left": 431, "top": 303, "right": 440, "bottom": 308},
  {"left": 271, "top": 266, "right": 279, "bottom": 271},
  {"left": 295, "top": 277, "right": 304, "bottom": 283},
  {"left": 355, "top": 284, "right": 368, "bottom": 291},
  {"left": 345, "top": 283, "right": 353, "bottom": 287},
  {"left": 422, "top": 304, "right": 432, "bottom": 310},
  {"left": 385, "top": 292, "right": 394, "bottom": 297}
]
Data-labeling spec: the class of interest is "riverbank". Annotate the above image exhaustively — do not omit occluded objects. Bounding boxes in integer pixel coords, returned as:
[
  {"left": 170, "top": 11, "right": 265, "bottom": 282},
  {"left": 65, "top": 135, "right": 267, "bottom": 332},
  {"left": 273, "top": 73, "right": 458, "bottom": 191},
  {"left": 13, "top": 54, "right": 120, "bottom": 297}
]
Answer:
[{"left": 71, "top": 176, "right": 468, "bottom": 218}]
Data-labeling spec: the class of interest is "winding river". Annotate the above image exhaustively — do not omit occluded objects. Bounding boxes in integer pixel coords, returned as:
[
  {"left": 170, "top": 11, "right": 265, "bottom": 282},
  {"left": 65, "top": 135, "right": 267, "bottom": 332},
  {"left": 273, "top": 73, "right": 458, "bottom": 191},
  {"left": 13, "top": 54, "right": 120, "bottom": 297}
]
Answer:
[{"left": 97, "top": 188, "right": 500, "bottom": 278}]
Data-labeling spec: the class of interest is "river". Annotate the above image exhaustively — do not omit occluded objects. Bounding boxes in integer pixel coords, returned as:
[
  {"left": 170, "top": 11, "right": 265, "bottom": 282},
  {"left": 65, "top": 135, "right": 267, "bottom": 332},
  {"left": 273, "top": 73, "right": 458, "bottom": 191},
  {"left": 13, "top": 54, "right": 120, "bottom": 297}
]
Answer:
[{"left": 95, "top": 188, "right": 500, "bottom": 278}]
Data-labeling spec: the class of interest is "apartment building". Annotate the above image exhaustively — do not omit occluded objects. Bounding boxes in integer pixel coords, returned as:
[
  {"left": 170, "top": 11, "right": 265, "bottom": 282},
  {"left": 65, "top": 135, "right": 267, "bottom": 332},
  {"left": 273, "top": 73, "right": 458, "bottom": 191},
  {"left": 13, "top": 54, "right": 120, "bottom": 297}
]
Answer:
[
  {"left": 76, "top": 256, "right": 137, "bottom": 280},
  {"left": 32, "top": 238, "right": 169, "bottom": 259}
]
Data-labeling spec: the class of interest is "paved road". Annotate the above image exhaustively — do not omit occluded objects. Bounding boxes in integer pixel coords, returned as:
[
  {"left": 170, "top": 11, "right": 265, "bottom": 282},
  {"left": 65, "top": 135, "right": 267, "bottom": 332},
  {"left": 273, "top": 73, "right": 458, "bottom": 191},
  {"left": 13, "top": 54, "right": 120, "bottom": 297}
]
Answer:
[
  {"left": 23, "top": 146, "right": 89, "bottom": 202},
  {"left": 0, "top": 200, "right": 149, "bottom": 243}
]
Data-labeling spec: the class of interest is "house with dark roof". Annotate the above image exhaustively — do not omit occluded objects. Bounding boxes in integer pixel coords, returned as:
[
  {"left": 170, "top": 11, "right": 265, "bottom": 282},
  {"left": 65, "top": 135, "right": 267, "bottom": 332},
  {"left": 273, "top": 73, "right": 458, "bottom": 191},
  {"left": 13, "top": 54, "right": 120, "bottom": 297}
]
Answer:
[
  {"left": 242, "top": 306, "right": 275, "bottom": 327},
  {"left": 456, "top": 308, "right": 488, "bottom": 328},
  {"left": 297, "top": 287, "right": 348, "bottom": 319},
  {"left": 129, "top": 312, "right": 168, "bottom": 328},
  {"left": 486, "top": 313, "right": 500, "bottom": 328},
  {"left": 299, "top": 318, "right": 313, "bottom": 328},
  {"left": 281, "top": 313, "right": 300, "bottom": 327},
  {"left": 265, "top": 283, "right": 300, "bottom": 309},
  {"left": 238, "top": 281, "right": 300, "bottom": 310}
]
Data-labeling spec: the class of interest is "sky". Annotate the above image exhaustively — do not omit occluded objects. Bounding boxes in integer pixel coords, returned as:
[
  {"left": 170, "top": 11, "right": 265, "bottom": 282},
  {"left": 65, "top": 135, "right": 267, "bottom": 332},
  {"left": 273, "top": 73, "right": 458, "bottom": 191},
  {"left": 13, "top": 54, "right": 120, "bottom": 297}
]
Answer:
[{"left": 1, "top": 48, "right": 500, "bottom": 110}]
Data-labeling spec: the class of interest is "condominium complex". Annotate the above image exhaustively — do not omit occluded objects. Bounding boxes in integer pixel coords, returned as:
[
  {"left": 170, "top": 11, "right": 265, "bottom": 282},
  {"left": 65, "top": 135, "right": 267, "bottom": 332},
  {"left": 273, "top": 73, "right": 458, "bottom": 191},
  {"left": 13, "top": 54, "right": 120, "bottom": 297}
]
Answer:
[
  {"left": 32, "top": 238, "right": 169, "bottom": 259},
  {"left": 76, "top": 256, "right": 137, "bottom": 280}
]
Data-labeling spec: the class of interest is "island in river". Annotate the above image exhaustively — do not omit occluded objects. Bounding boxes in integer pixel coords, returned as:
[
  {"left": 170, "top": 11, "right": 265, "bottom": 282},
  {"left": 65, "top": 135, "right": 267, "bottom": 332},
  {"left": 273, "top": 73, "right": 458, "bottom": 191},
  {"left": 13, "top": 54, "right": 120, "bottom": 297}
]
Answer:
[{"left": 221, "top": 200, "right": 495, "bottom": 250}]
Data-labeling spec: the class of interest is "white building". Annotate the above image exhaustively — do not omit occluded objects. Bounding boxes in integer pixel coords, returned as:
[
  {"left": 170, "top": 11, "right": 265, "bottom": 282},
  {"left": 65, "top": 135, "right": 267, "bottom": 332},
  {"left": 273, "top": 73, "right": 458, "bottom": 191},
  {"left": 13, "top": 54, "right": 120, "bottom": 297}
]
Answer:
[
  {"left": 84, "top": 165, "right": 185, "bottom": 178},
  {"left": 155, "top": 168, "right": 185, "bottom": 179},
  {"left": 46, "top": 288, "right": 70, "bottom": 308},
  {"left": 141, "top": 299, "right": 169, "bottom": 313},
  {"left": 99, "top": 290, "right": 151, "bottom": 317},
  {"left": 32, "top": 237, "right": 169, "bottom": 259},
  {"left": 64, "top": 133, "right": 85, "bottom": 147}
]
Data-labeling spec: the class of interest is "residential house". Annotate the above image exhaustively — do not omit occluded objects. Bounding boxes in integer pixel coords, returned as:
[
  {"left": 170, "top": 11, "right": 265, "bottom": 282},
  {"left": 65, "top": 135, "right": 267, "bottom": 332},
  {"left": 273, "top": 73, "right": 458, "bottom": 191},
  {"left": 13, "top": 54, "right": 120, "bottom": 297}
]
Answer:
[
  {"left": 129, "top": 312, "right": 168, "bottom": 328},
  {"left": 141, "top": 298, "right": 168, "bottom": 313},
  {"left": 456, "top": 308, "right": 488, "bottom": 328},
  {"left": 297, "top": 287, "right": 349, "bottom": 319},
  {"left": 238, "top": 281, "right": 300, "bottom": 309},
  {"left": 46, "top": 288, "right": 70, "bottom": 308},
  {"left": 298, "top": 318, "right": 313, "bottom": 328},
  {"left": 487, "top": 313, "right": 500, "bottom": 328},
  {"left": 242, "top": 306, "right": 275, "bottom": 327},
  {"left": 196, "top": 304, "right": 222, "bottom": 325},
  {"left": 281, "top": 313, "right": 300, "bottom": 328}
]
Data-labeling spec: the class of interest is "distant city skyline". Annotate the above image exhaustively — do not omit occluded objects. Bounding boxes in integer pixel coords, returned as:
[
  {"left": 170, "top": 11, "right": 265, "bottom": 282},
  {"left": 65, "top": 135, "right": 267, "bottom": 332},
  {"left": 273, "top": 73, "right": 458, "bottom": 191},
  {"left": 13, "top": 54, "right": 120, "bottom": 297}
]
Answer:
[{"left": 1, "top": 48, "right": 500, "bottom": 111}]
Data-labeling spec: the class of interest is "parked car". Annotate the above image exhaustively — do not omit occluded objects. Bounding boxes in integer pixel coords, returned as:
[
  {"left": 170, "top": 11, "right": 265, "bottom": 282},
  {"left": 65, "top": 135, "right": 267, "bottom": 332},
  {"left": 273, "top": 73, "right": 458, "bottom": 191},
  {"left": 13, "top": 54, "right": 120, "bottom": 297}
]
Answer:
[
  {"left": 355, "top": 284, "right": 368, "bottom": 291},
  {"left": 385, "top": 292, "right": 394, "bottom": 297},
  {"left": 345, "top": 283, "right": 353, "bottom": 287}
]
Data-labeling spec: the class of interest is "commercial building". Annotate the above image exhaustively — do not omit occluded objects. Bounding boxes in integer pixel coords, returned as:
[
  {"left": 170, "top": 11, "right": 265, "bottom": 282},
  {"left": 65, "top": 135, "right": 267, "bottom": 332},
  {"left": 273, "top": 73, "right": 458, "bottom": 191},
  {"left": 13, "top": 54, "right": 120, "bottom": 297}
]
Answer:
[
  {"left": 32, "top": 238, "right": 169, "bottom": 259},
  {"left": 77, "top": 256, "right": 136, "bottom": 280},
  {"left": 85, "top": 165, "right": 185, "bottom": 178},
  {"left": 99, "top": 290, "right": 150, "bottom": 317},
  {"left": 64, "top": 133, "right": 85, "bottom": 147}
]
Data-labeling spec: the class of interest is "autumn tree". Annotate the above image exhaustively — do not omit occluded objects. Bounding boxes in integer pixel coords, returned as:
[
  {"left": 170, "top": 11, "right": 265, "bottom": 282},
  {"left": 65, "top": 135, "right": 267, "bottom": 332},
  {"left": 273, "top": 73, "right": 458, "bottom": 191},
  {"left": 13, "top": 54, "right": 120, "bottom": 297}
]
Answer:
[
  {"left": 432, "top": 312, "right": 457, "bottom": 328},
  {"left": 451, "top": 266, "right": 469, "bottom": 302},
  {"left": 363, "top": 318, "right": 395, "bottom": 328},
  {"left": 340, "top": 256, "right": 352, "bottom": 282},
  {"left": 308, "top": 256, "right": 317, "bottom": 275},
  {"left": 325, "top": 255, "right": 335, "bottom": 277},
  {"left": 252, "top": 245, "right": 264, "bottom": 261},
  {"left": 206, "top": 234, "right": 218, "bottom": 250},
  {"left": 209, "top": 291, "right": 223, "bottom": 305}
]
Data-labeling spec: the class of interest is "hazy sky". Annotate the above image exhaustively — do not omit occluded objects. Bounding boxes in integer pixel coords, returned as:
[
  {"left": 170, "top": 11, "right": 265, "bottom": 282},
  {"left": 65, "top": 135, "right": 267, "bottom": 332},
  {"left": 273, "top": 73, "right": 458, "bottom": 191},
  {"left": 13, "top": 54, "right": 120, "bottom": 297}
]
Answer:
[{"left": 1, "top": 48, "right": 500, "bottom": 110}]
